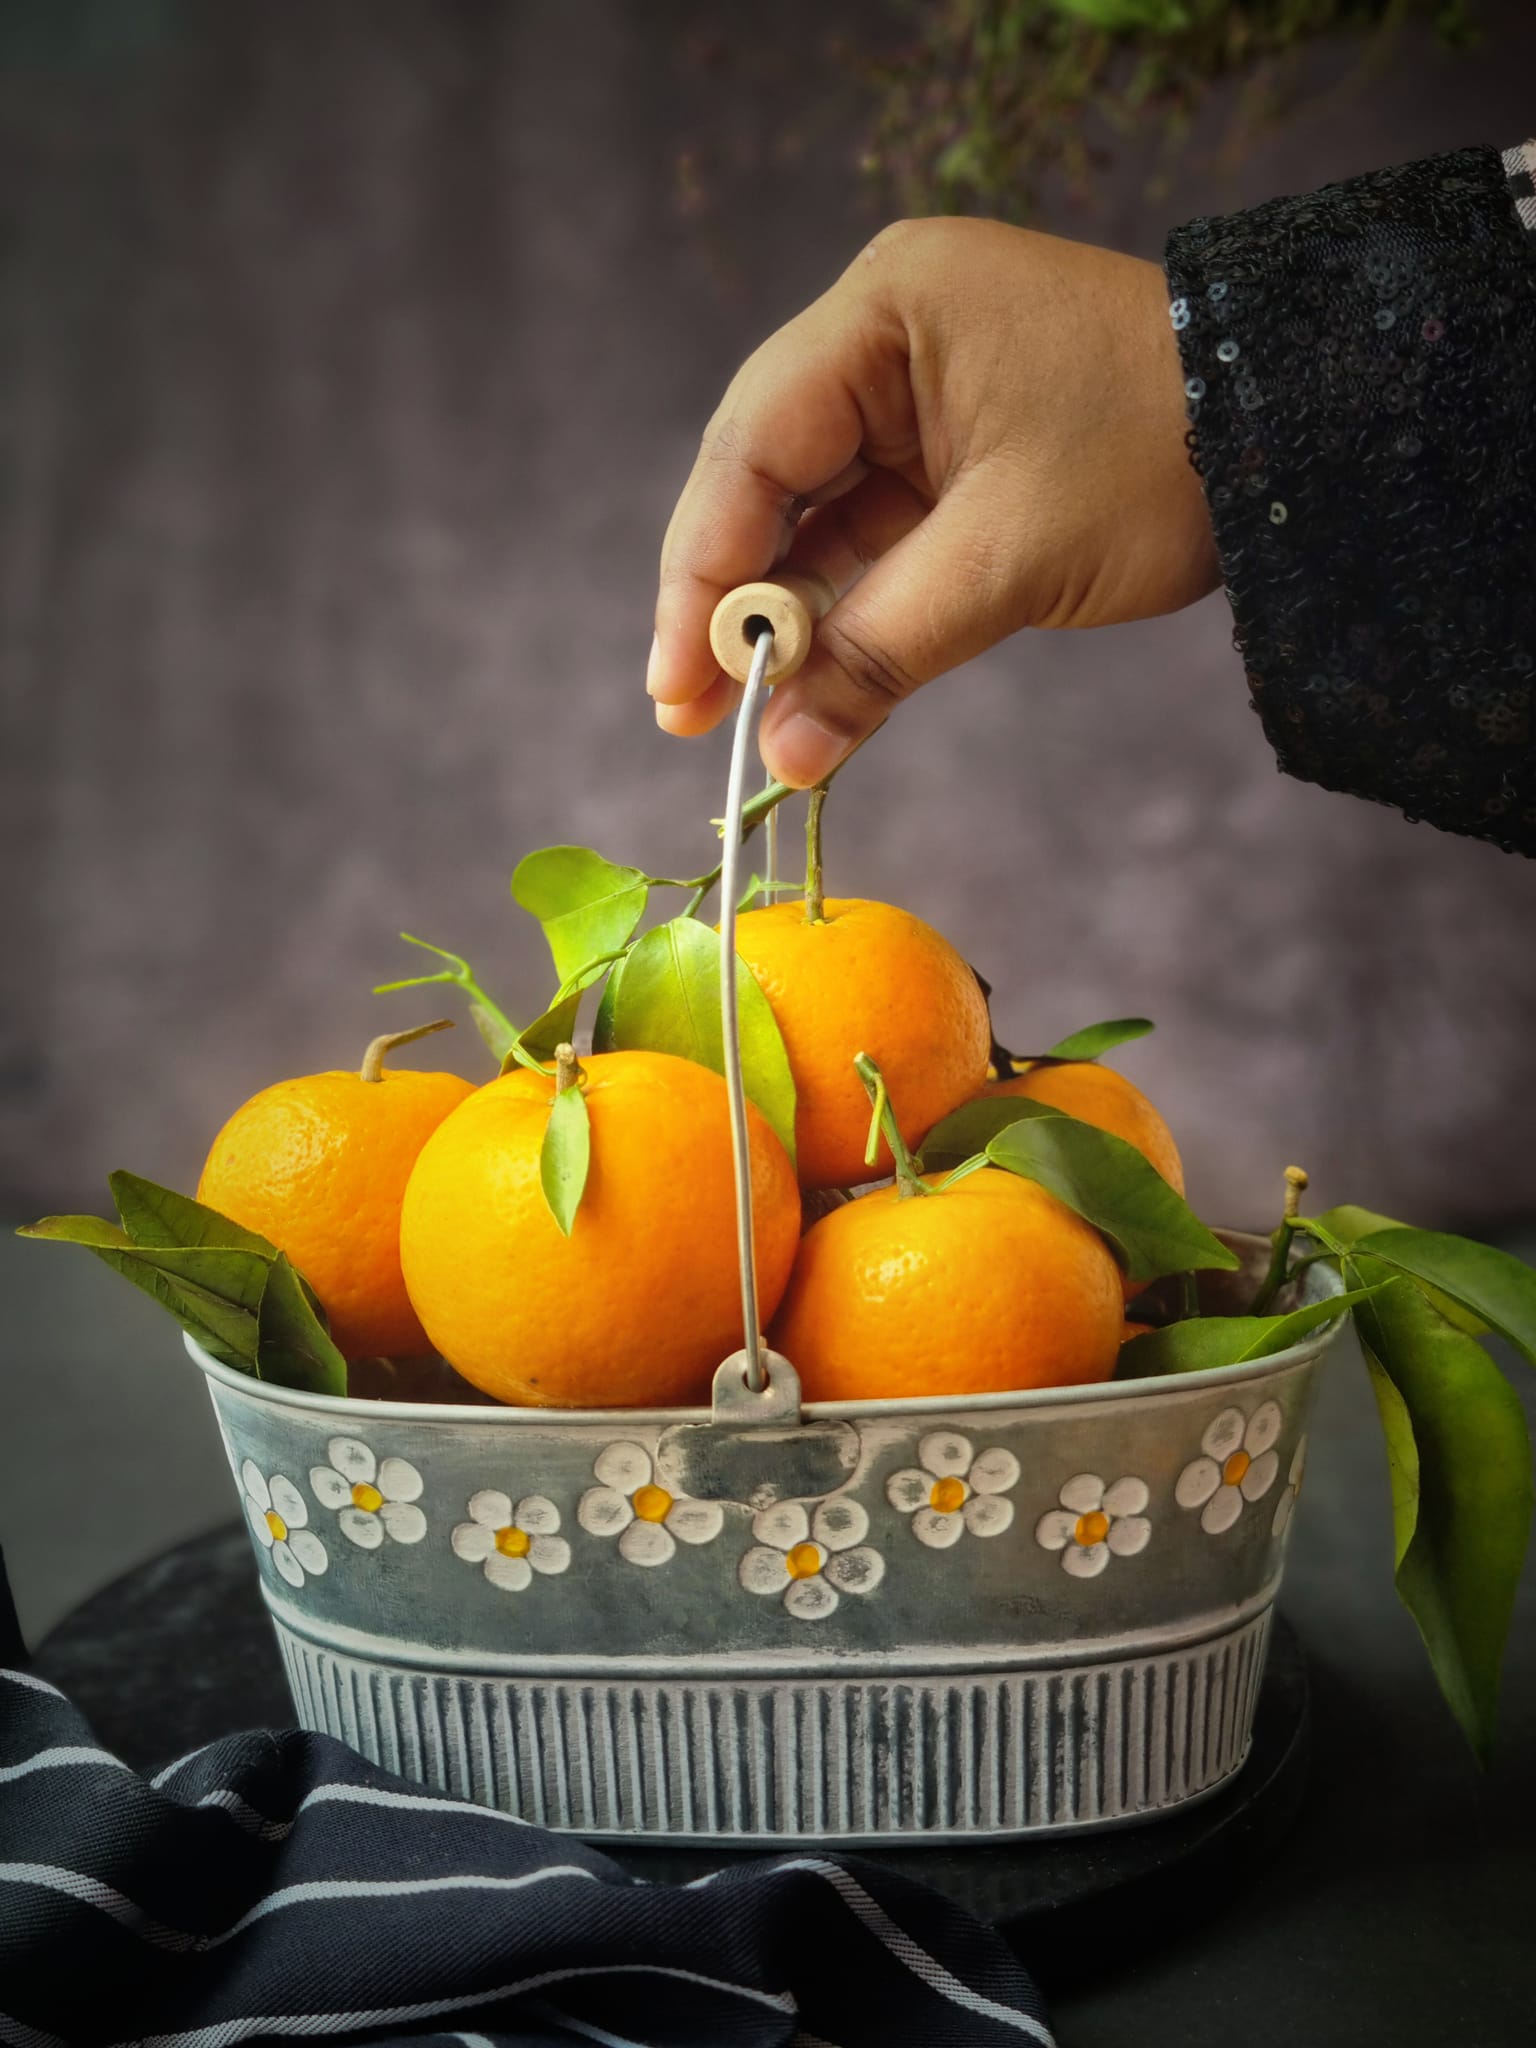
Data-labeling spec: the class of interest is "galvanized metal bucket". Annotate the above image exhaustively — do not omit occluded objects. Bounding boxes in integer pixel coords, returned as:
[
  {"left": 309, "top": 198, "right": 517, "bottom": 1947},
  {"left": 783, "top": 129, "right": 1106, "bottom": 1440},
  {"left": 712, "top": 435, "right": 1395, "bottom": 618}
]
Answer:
[
  {"left": 189, "top": 612, "right": 1342, "bottom": 1841},
  {"left": 188, "top": 1237, "right": 1339, "bottom": 1844}
]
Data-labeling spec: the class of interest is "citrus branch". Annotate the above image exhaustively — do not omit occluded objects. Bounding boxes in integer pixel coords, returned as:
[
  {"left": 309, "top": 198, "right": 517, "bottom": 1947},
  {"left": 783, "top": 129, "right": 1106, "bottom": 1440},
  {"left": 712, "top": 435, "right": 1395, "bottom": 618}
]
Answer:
[
  {"left": 854, "top": 1051, "right": 928, "bottom": 1199},
  {"left": 1249, "top": 1165, "right": 1312, "bottom": 1315},
  {"left": 374, "top": 935, "right": 518, "bottom": 1049}
]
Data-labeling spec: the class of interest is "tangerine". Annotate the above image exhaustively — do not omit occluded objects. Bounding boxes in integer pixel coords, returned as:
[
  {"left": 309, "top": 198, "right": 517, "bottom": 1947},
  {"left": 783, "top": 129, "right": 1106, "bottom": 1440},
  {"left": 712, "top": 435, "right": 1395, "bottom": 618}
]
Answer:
[
  {"left": 731, "top": 898, "right": 990, "bottom": 1190},
  {"left": 987, "top": 1060, "right": 1184, "bottom": 1193},
  {"left": 769, "top": 1166, "right": 1124, "bottom": 1403},
  {"left": 197, "top": 1022, "right": 474, "bottom": 1360},
  {"left": 399, "top": 1049, "right": 800, "bottom": 1407}
]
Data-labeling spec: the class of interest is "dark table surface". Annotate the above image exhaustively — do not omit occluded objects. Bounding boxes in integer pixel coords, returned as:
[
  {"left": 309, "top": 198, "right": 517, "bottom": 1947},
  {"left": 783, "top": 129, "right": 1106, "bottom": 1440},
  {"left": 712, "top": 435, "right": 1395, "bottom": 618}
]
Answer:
[{"left": 22, "top": 1318, "right": 1536, "bottom": 2048}]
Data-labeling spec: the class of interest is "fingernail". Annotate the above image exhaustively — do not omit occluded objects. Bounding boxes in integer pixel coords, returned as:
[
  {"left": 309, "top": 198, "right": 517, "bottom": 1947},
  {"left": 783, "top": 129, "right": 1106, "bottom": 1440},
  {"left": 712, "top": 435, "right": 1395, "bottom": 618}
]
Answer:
[
  {"left": 761, "top": 709, "right": 849, "bottom": 789},
  {"left": 645, "top": 632, "right": 662, "bottom": 696}
]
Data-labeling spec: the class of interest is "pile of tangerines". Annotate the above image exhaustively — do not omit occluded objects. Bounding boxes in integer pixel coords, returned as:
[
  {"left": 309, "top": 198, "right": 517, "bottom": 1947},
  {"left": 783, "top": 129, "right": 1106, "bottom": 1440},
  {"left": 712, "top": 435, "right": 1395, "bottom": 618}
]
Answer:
[{"left": 197, "top": 887, "right": 1185, "bottom": 1412}]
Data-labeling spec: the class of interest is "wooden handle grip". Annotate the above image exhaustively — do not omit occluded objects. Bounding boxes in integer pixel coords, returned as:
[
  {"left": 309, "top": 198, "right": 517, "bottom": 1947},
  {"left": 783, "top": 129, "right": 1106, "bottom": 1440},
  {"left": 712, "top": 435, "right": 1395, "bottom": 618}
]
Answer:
[{"left": 709, "top": 573, "right": 835, "bottom": 685}]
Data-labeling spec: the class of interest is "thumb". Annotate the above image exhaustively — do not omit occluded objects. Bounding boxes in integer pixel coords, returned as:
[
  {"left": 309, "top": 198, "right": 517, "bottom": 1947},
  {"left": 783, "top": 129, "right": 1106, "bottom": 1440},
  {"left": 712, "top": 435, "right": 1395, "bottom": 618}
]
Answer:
[{"left": 758, "top": 476, "right": 1022, "bottom": 788}]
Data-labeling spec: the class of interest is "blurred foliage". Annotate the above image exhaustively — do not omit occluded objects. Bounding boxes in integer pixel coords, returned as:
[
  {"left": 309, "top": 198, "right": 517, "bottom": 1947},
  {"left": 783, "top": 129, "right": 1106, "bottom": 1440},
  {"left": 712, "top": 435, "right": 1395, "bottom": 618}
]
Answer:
[{"left": 848, "top": 0, "right": 1481, "bottom": 221}]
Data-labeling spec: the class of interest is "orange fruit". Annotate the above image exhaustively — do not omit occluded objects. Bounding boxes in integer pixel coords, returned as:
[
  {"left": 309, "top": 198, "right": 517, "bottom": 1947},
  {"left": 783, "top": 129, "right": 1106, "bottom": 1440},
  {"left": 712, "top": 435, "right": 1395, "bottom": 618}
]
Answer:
[
  {"left": 399, "top": 1049, "right": 800, "bottom": 1408},
  {"left": 198, "top": 1028, "right": 474, "bottom": 1360},
  {"left": 730, "top": 898, "right": 990, "bottom": 1190},
  {"left": 986, "top": 1061, "right": 1184, "bottom": 1194},
  {"left": 769, "top": 1167, "right": 1124, "bottom": 1403}
]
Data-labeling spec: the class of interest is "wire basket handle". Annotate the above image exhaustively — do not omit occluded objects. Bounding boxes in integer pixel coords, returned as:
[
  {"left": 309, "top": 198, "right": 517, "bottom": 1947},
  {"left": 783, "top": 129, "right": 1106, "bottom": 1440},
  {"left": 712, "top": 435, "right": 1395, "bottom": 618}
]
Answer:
[{"left": 708, "top": 573, "right": 832, "bottom": 1402}]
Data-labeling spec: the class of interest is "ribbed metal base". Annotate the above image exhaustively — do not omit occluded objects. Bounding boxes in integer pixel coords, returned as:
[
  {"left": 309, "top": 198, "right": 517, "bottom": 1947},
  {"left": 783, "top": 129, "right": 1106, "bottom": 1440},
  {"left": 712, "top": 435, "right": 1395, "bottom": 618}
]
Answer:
[{"left": 275, "top": 1608, "right": 1272, "bottom": 1843}]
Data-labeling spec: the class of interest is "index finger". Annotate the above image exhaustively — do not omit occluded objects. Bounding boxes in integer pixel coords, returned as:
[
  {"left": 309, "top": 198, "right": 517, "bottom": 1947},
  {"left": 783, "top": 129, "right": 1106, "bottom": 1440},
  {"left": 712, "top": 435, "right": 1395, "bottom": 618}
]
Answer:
[{"left": 649, "top": 296, "right": 892, "bottom": 711}]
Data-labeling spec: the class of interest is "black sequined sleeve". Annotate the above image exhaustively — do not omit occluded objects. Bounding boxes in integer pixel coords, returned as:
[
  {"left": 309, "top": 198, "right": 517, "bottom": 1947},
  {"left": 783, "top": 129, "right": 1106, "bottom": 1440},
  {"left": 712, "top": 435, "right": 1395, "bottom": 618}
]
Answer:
[{"left": 1165, "top": 144, "right": 1536, "bottom": 855}]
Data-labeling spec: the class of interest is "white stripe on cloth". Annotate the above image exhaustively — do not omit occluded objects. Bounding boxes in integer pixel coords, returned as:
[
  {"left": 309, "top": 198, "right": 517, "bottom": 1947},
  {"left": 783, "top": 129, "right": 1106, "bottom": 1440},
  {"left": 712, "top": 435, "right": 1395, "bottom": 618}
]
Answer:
[
  {"left": 0, "top": 1746, "right": 132, "bottom": 1785},
  {"left": 199, "top": 1866, "right": 602, "bottom": 1948},
  {"left": 151, "top": 1742, "right": 226, "bottom": 1790},
  {"left": 166, "top": 1776, "right": 538, "bottom": 1838},
  {"left": 758, "top": 1859, "right": 1055, "bottom": 2048},
  {"left": 192, "top": 1791, "right": 294, "bottom": 1842},
  {"left": 0, "top": 1670, "right": 66, "bottom": 1700},
  {"left": 521, "top": 2006, "right": 652, "bottom": 2048},
  {"left": 1500, "top": 139, "right": 1536, "bottom": 178},
  {"left": 1, "top": 1861, "right": 602, "bottom": 1955},
  {"left": 98, "top": 1963, "right": 798, "bottom": 2046},
  {"left": 0, "top": 1865, "right": 201, "bottom": 1953}
]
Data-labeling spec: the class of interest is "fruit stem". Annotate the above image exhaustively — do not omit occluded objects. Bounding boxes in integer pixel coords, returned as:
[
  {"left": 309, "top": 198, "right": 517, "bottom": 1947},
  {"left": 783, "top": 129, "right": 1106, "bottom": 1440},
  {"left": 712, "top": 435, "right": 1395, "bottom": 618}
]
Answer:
[
  {"left": 680, "top": 780, "right": 798, "bottom": 919},
  {"left": 1249, "top": 1164, "right": 1311, "bottom": 1315},
  {"left": 359, "top": 1016, "right": 455, "bottom": 1083},
  {"left": 854, "top": 1050, "right": 929, "bottom": 1199},
  {"left": 803, "top": 780, "right": 829, "bottom": 924},
  {"left": 554, "top": 1042, "right": 585, "bottom": 1094}
]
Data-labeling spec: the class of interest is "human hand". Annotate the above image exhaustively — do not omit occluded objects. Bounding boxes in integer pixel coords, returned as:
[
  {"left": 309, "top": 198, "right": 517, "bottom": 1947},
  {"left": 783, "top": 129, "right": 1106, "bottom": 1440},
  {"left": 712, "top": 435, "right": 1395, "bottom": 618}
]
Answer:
[{"left": 648, "top": 217, "right": 1220, "bottom": 787}]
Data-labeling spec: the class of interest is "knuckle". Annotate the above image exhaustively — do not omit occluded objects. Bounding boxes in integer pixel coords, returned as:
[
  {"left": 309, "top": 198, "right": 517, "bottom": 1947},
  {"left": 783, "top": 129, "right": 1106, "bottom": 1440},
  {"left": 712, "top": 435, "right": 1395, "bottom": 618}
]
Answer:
[{"left": 818, "top": 617, "right": 919, "bottom": 714}]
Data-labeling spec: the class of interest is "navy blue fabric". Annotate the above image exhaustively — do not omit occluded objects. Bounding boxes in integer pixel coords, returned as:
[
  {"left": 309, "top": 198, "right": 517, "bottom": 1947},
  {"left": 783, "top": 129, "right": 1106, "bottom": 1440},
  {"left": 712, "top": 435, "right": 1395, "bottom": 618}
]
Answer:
[{"left": 0, "top": 1665, "right": 1053, "bottom": 2048}]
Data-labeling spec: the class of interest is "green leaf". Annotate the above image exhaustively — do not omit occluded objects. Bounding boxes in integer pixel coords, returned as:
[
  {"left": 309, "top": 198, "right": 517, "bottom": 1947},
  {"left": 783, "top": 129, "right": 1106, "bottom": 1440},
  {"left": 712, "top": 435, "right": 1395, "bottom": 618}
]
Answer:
[
  {"left": 512, "top": 846, "right": 649, "bottom": 985},
  {"left": 1309, "top": 1206, "right": 1486, "bottom": 1336},
  {"left": 510, "top": 949, "right": 630, "bottom": 1068},
  {"left": 469, "top": 1001, "right": 517, "bottom": 1062},
  {"left": 1350, "top": 1265, "right": 1533, "bottom": 1765},
  {"left": 108, "top": 1170, "right": 279, "bottom": 1256},
  {"left": 1039, "top": 1017, "right": 1155, "bottom": 1062},
  {"left": 592, "top": 958, "right": 623, "bottom": 1053},
  {"left": 921, "top": 1094, "right": 1043, "bottom": 1169},
  {"left": 979, "top": 1101, "right": 1239, "bottom": 1285},
  {"left": 611, "top": 916, "right": 797, "bottom": 1163},
  {"left": 256, "top": 1253, "right": 348, "bottom": 1395},
  {"left": 539, "top": 1084, "right": 592, "bottom": 1238},
  {"left": 1312, "top": 1203, "right": 1406, "bottom": 1245},
  {"left": 1116, "top": 1284, "right": 1385, "bottom": 1379},
  {"left": 1352, "top": 1229, "right": 1536, "bottom": 1368},
  {"left": 18, "top": 1214, "right": 262, "bottom": 1370},
  {"left": 19, "top": 1178, "right": 348, "bottom": 1393}
]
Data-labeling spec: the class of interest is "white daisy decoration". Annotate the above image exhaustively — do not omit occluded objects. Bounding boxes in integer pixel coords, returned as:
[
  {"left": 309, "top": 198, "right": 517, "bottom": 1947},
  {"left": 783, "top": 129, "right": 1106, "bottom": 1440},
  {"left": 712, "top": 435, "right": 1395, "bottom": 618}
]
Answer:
[
  {"left": 1272, "top": 1435, "right": 1308, "bottom": 1538},
  {"left": 1035, "top": 1474, "right": 1151, "bottom": 1579},
  {"left": 309, "top": 1436, "right": 426, "bottom": 1549},
  {"left": 739, "top": 1498, "right": 885, "bottom": 1621},
  {"left": 1176, "top": 1402, "right": 1283, "bottom": 1535},
  {"left": 241, "top": 1459, "right": 328, "bottom": 1589},
  {"left": 451, "top": 1490, "right": 571, "bottom": 1593},
  {"left": 575, "top": 1441, "right": 725, "bottom": 1568},
  {"left": 885, "top": 1431, "right": 1020, "bottom": 1549}
]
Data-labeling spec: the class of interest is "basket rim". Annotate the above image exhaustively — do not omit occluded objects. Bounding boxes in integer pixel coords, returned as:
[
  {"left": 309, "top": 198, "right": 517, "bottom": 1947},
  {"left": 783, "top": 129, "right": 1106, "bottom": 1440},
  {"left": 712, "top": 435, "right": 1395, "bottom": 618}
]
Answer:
[{"left": 186, "top": 1231, "right": 1347, "bottom": 1427}]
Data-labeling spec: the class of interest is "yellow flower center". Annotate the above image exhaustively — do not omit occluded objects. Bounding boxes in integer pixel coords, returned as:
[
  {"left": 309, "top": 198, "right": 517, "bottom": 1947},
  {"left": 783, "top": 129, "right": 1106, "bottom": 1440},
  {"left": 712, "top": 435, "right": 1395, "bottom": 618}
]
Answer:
[
  {"left": 632, "top": 1483, "right": 674, "bottom": 1524},
  {"left": 1074, "top": 1510, "right": 1109, "bottom": 1548},
  {"left": 1223, "top": 1450, "right": 1251, "bottom": 1487},
  {"left": 785, "top": 1541, "right": 823, "bottom": 1580},
  {"left": 351, "top": 1481, "right": 384, "bottom": 1513},
  {"left": 265, "top": 1510, "right": 288, "bottom": 1543},
  {"left": 929, "top": 1475, "right": 968, "bottom": 1515},
  {"left": 495, "top": 1525, "right": 531, "bottom": 1558}
]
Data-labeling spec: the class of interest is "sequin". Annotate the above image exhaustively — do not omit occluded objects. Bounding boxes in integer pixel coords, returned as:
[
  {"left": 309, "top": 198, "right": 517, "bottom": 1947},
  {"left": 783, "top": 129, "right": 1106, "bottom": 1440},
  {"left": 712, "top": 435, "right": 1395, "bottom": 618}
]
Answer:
[
  {"left": 1165, "top": 142, "right": 1536, "bottom": 856},
  {"left": 1169, "top": 297, "right": 1190, "bottom": 331}
]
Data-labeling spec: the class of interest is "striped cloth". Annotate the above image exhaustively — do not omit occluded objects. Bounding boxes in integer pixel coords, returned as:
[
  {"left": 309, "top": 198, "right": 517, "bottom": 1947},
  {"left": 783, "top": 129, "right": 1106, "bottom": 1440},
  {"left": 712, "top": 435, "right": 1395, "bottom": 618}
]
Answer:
[
  {"left": 1503, "top": 137, "right": 1536, "bottom": 236},
  {"left": 0, "top": 1665, "right": 1053, "bottom": 2048}
]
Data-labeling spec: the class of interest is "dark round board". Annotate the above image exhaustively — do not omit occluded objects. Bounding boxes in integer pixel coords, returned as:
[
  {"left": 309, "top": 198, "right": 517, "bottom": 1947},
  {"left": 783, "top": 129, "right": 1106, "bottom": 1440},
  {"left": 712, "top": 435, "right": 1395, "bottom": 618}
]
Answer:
[{"left": 33, "top": 1522, "right": 1309, "bottom": 1987}]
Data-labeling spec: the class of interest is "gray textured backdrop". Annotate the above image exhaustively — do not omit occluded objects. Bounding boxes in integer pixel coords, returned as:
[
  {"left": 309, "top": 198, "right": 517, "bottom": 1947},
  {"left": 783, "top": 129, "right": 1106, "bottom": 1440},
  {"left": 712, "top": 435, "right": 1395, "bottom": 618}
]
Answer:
[{"left": 5, "top": 0, "right": 1536, "bottom": 1240}]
